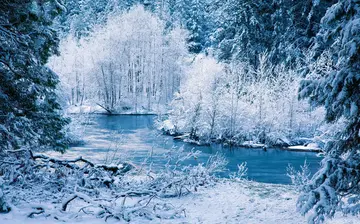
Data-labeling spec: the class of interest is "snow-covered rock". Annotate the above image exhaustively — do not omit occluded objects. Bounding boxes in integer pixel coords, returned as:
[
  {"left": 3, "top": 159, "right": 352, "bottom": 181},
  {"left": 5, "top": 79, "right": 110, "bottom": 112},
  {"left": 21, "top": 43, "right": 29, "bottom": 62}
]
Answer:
[{"left": 288, "top": 143, "right": 322, "bottom": 152}]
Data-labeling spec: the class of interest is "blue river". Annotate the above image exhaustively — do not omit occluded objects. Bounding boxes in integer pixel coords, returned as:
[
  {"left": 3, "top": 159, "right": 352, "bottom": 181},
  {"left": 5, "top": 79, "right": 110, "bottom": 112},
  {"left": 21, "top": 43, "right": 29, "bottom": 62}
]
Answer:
[{"left": 64, "top": 115, "right": 322, "bottom": 184}]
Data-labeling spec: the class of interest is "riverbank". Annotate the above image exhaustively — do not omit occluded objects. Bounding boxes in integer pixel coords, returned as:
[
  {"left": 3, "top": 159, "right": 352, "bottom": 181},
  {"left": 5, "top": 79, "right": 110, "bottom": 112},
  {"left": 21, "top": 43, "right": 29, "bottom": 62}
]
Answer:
[
  {"left": 168, "top": 132, "right": 323, "bottom": 153},
  {"left": 1, "top": 179, "right": 356, "bottom": 224},
  {"left": 158, "top": 116, "right": 323, "bottom": 152},
  {"left": 166, "top": 180, "right": 357, "bottom": 224},
  {"left": 66, "top": 104, "right": 166, "bottom": 115},
  {"left": 66, "top": 107, "right": 323, "bottom": 153}
]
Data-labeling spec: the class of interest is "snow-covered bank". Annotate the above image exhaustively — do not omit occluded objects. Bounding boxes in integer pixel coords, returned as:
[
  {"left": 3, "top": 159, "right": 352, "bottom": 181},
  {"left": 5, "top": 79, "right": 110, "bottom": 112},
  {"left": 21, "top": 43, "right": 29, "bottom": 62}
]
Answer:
[
  {"left": 240, "top": 141, "right": 267, "bottom": 148},
  {"left": 163, "top": 124, "right": 323, "bottom": 152},
  {"left": 287, "top": 143, "right": 322, "bottom": 152},
  {"left": 1, "top": 180, "right": 356, "bottom": 224},
  {"left": 159, "top": 119, "right": 324, "bottom": 151},
  {"left": 66, "top": 104, "right": 164, "bottom": 115},
  {"left": 66, "top": 104, "right": 107, "bottom": 114},
  {"left": 167, "top": 180, "right": 357, "bottom": 224}
]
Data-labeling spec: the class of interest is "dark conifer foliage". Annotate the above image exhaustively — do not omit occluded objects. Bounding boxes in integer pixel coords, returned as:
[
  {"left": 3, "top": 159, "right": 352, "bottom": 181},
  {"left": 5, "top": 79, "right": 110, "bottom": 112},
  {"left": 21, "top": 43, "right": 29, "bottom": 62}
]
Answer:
[
  {"left": 298, "top": 0, "right": 360, "bottom": 222},
  {"left": 0, "top": 0, "right": 69, "bottom": 151}
]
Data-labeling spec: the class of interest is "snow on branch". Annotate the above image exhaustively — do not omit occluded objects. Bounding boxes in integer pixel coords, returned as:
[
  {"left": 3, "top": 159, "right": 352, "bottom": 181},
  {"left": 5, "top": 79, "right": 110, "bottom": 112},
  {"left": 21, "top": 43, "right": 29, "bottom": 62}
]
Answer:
[{"left": 0, "top": 148, "right": 223, "bottom": 222}]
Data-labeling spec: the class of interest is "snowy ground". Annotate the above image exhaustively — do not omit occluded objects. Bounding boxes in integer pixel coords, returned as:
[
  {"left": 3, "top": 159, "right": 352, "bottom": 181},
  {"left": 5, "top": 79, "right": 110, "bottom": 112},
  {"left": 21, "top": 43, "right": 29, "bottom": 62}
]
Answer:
[
  {"left": 1, "top": 180, "right": 357, "bottom": 224},
  {"left": 167, "top": 180, "right": 358, "bottom": 224}
]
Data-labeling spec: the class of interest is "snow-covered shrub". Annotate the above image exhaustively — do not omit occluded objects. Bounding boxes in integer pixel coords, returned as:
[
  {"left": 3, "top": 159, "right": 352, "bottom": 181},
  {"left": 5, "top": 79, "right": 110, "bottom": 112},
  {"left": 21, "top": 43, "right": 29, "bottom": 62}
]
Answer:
[
  {"left": 0, "top": 177, "right": 10, "bottom": 213},
  {"left": 165, "top": 53, "right": 324, "bottom": 146},
  {"left": 64, "top": 113, "right": 93, "bottom": 146},
  {"left": 287, "top": 160, "right": 311, "bottom": 191},
  {"left": 229, "top": 162, "right": 248, "bottom": 181},
  {"left": 102, "top": 132, "right": 130, "bottom": 165},
  {"left": 205, "top": 153, "right": 228, "bottom": 174},
  {"left": 0, "top": 147, "right": 225, "bottom": 222},
  {"left": 158, "top": 119, "right": 177, "bottom": 135}
]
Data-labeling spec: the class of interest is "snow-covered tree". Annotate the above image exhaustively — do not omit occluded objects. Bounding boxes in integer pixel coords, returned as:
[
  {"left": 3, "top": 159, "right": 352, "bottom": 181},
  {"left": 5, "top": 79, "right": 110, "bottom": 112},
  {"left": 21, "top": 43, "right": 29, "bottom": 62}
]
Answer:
[
  {"left": 0, "top": 177, "right": 10, "bottom": 213},
  {"left": 168, "top": 55, "right": 225, "bottom": 140},
  {"left": 50, "top": 6, "right": 188, "bottom": 113},
  {"left": 165, "top": 53, "right": 324, "bottom": 145},
  {"left": 207, "top": 0, "right": 336, "bottom": 67},
  {"left": 158, "top": 0, "right": 210, "bottom": 53},
  {"left": 55, "top": 0, "right": 136, "bottom": 38},
  {"left": 298, "top": 0, "right": 360, "bottom": 222},
  {"left": 271, "top": 0, "right": 336, "bottom": 65},
  {"left": 0, "top": 0, "right": 69, "bottom": 151},
  {"left": 209, "top": 0, "right": 277, "bottom": 66}
]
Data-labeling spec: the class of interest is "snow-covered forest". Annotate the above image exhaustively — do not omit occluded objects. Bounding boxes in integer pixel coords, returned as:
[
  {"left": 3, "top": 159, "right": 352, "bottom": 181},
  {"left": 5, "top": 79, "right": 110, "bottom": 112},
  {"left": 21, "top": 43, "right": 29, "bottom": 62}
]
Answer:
[
  {"left": 0, "top": 0, "right": 359, "bottom": 223},
  {"left": 50, "top": 6, "right": 187, "bottom": 113}
]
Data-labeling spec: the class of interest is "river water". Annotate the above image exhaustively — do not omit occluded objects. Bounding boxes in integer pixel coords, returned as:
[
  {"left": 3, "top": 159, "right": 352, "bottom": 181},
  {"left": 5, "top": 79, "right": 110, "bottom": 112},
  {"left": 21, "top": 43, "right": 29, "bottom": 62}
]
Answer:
[{"left": 59, "top": 115, "right": 322, "bottom": 184}]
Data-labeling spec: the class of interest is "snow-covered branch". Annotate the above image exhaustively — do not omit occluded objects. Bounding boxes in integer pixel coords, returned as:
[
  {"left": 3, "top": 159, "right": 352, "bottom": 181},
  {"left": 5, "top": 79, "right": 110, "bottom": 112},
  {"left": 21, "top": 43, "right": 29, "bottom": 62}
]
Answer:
[{"left": 0, "top": 148, "right": 224, "bottom": 222}]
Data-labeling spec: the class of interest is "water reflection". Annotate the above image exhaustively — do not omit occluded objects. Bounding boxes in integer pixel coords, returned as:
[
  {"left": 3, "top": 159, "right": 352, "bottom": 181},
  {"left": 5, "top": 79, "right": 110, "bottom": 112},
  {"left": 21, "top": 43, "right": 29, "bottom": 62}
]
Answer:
[{"left": 49, "top": 115, "right": 322, "bottom": 184}]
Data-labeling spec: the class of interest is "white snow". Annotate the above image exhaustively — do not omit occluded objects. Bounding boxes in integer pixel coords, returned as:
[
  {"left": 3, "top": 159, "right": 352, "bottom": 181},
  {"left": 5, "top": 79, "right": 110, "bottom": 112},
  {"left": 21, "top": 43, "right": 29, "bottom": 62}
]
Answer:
[
  {"left": 288, "top": 143, "right": 322, "bottom": 152},
  {"left": 1, "top": 180, "right": 356, "bottom": 224},
  {"left": 66, "top": 103, "right": 166, "bottom": 115},
  {"left": 167, "top": 180, "right": 358, "bottom": 224},
  {"left": 67, "top": 104, "right": 106, "bottom": 114},
  {"left": 241, "top": 141, "right": 267, "bottom": 148},
  {"left": 162, "top": 119, "right": 175, "bottom": 132}
]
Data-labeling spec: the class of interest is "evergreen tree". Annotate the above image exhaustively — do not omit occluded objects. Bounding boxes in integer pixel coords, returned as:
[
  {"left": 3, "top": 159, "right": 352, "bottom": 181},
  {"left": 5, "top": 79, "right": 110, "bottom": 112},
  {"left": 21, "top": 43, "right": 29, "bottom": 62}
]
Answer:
[
  {"left": 209, "top": 0, "right": 335, "bottom": 67},
  {"left": 210, "top": 0, "right": 274, "bottom": 66},
  {"left": 298, "top": 0, "right": 360, "bottom": 222},
  {"left": 56, "top": 0, "right": 138, "bottom": 38},
  {"left": 275, "top": 0, "right": 335, "bottom": 65},
  {"left": 0, "top": 0, "right": 69, "bottom": 152},
  {"left": 171, "top": 0, "right": 210, "bottom": 53}
]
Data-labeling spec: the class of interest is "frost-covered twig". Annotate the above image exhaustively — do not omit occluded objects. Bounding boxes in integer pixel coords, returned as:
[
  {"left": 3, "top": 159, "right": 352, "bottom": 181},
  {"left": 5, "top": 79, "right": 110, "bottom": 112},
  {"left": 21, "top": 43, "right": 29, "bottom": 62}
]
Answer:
[
  {"left": 0, "top": 147, "right": 224, "bottom": 222},
  {"left": 287, "top": 160, "right": 311, "bottom": 191}
]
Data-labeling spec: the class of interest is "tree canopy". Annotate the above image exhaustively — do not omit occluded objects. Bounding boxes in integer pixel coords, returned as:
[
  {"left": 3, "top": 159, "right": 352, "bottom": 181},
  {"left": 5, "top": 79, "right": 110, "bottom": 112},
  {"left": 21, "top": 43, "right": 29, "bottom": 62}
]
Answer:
[{"left": 0, "top": 0, "right": 69, "bottom": 151}]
